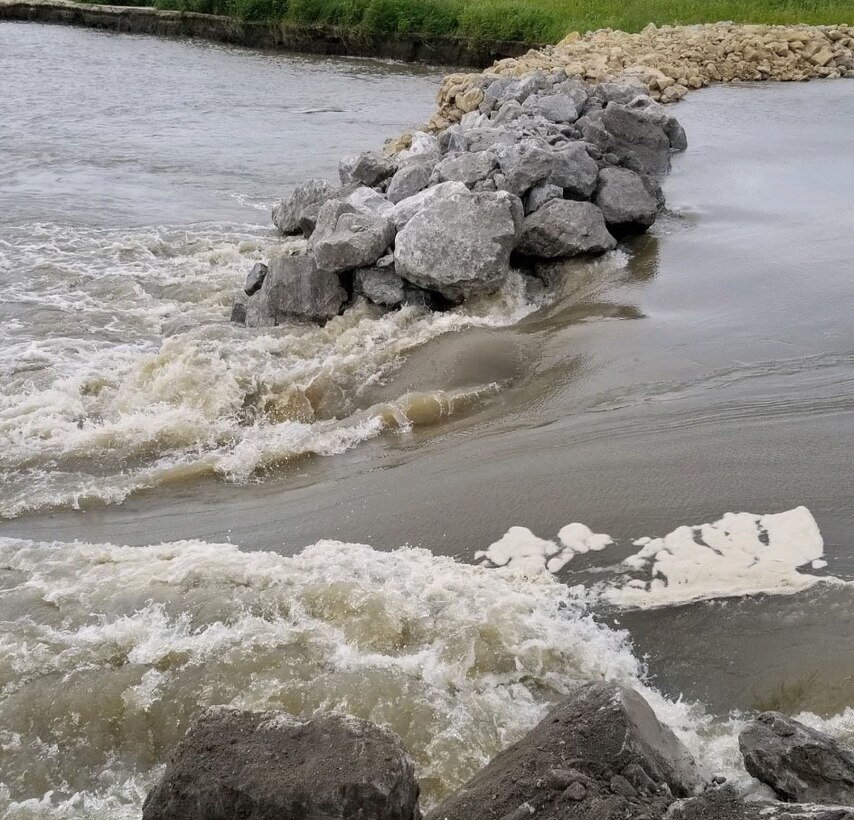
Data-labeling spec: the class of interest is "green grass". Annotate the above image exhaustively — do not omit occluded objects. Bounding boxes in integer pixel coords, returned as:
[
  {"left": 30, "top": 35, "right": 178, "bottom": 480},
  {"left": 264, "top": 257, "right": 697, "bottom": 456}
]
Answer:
[{"left": 116, "top": 0, "right": 852, "bottom": 44}]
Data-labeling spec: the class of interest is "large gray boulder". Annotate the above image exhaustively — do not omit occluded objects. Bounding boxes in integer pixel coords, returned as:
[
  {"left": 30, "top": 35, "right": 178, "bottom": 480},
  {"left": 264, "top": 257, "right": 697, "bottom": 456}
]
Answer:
[
  {"left": 623, "top": 95, "right": 688, "bottom": 152},
  {"left": 425, "top": 682, "right": 700, "bottom": 820},
  {"left": 549, "top": 142, "right": 599, "bottom": 199},
  {"left": 245, "top": 249, "right": 346, "bottom": 325},
  {"left": 522, "top": 92, "right": 579, "bottom": 124},
  {"left": 739, "top": 712, "right": 854, "bottom": 805},
  {"left": 581, "top": 101, "right": 674, "bottom": 175},
  {"left": 666, "top": 786, "right": 854, "bottom": 820},
  {"left": 343, "top": 186, "right": 396, "bottom": 219},
  {"left": 594, "top": 166, "right": 660, "bottom": 233},
  {"left": 516, "top": 199, "right": 616, "bottom": 258},
  {"left": 340, "top": 151, "right": 397, "bottom": 187},
  {"left": 142, "top": 708, "right": 420, "bottom": 820},
  {"left": 465, "top": 126, "right": 519, "bottom": 153},
  {"left": 390, "top": 181, "right": 469, "bottom": 230},
  {"left": 394, "top": 189, "right": 520, "bottom": 301},
  {"left": 386, "top": 164, "right": 431, "bottom": 204},
  {"left": 309, "top": 200, "right": 395, "bottom": 274},
  {"left": 272, "top": 178, "right": 337, "bottom": 235},
  {"left": 496, "top": 139, "right": 554, "bottom": 196},
  {"left": 434, "top": 151, "right": 498, "bottom": 188},
  {"left": 524, "top": 181, "right": 563, "bottom": 215}
]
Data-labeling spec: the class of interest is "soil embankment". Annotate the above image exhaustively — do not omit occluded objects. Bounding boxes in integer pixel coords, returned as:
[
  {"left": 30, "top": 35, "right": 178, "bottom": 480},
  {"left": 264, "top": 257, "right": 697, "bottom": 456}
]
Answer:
[{"left": 0, "top": 0, "right": 533, "bottom": 66}]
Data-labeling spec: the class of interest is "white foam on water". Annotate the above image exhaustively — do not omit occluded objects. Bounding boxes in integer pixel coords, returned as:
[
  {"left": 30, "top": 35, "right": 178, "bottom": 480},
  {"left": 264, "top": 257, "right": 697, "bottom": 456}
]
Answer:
[
  {"left": 478, "top": 507, "right": 835, "bottom": 610},
  {"left": 0, "top": 221, "right": 550, "bottom": 518},
  {"left": 608, "top": 506, "right": 829, "bottom": 609}
]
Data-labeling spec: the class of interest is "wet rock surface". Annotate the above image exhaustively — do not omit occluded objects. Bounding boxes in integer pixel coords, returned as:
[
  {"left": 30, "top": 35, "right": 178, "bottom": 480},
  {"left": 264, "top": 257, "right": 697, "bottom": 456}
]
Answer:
[
  {"left": 666, "top": 786, "right": 854, "bottom": 820},
  {"left": 739, "top": 713, "right": 854, "bottom": 805},
  {"left": 424, "top": 681, "right": 700, "bottom": 820},
  {"left": 142, "top": 708, "right": 421, "bottom": 820}
]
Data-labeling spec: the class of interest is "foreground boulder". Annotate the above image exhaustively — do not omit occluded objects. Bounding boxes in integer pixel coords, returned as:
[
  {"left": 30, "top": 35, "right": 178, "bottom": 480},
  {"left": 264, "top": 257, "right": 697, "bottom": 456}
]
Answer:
[
  {"left": 666, "top": 786, "right": 854, "bottom": 819},
  {"left": 426, "top": 682, "right": 700, "bottom": 820},
  {"left": 739, "top": 712, "right": 854, "bottom": 805},
  {"left": 394, "top": 189, "right": 521, "bottom": 300},
  {"left": 516, "top": 199, "right": 616, "bottom": 258},
  {"left": 143, "top": 708, "right": 420, "bottom": 820},
  {"left": 245, "top": 249, "right": 346, "bottom": 325}
]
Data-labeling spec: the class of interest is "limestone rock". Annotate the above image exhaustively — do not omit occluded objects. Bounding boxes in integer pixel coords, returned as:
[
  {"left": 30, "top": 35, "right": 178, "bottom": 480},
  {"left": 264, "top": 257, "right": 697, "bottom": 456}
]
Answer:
[
  {"left": 142, "top": 708, "right": 421, "bottom": 820},
  {"left": 739, "top": 712, "right": 854, "bottom": 805},
  {"left": 386, "top": 164, "right": 432, "bottom": 204},
  {"left": 244, "top": 250, "right": 346, "bottom": 326},
  {"left": 517, "top": 199, "right": 616, "bottom": 258},
  {"left": 522, "top": 92, "right": 579, "bottom": 123},
  {"left": 549, "top": 142, "right": 600, "bottom": 199},
  {"left": 309, "top": 201, "right": 395, "bottom": 275},
  {"left": 340, "top": 151, "right": 397, "bottom": 187},
  {"left": 434, "top": 151, "right": 498, "bottom": 188},
  {"left": 394, "top": 189, "right": 520, "bottom": 300},
  {"left": 594, "top": 166, "right": 660, "bottom": 233},
  {"left": 425, "top": 682, "right": 700, "bottom": 820},
  {"left": 272, "top": 178, "right": 337, "bottom": 235},
  {"left": 524, "top": 181, "right": 563, "bottom": 214},
  {"left": 390, "top": 181, "right": 469, "bottom": 230},
  {"left": 495, "top": 139, "right": 554, "bottom": 196}
]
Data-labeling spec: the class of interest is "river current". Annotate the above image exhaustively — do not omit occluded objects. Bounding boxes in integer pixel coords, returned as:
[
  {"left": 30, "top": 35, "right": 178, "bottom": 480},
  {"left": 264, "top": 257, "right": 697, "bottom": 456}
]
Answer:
[{"left": 1, "top": 21, "right": 853, "bottom": 820}]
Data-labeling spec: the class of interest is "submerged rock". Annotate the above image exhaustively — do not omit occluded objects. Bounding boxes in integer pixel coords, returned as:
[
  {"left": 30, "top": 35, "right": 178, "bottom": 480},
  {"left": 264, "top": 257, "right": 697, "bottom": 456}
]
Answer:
[
  {"left": 142, "top": 707, "right": 421, "bottom": 820},
  {"left": 425, "top": 682, "right": 700, "bottom": 820},
  {"left": 666, "top": 785, "right": 854, "bottom": 819},
  {"left": 739, "top": 712, "right": 854, "bottom": 805},
  {"left": 516, "top": 199, "right": 616, "bottom": 258},
  {"left": 394, "top": 189, "right": 520, "bottom": 301},
  {"left": 245, "top": 249, "right": 346, "bottom": 325}
]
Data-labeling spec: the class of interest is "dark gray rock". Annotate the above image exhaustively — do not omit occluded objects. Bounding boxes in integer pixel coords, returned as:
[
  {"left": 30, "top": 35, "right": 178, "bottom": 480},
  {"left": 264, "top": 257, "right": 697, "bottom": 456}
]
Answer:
[
  {"left": 524, "top": 181, "right": 563, "bottom": 214},
  {"left": 229, "top": 289, "right": 247, "bottom": 324},
  {"left": 245, "top": 250, "right": 346, "bottom": 326},
  {"left": 522, "top": 92, "right": 579, "bottom": 124},
  {"left": 244, "top": 262, "right": 268, "bottom": 296},
  {"left": 272, "top": 178, "right": 337, "bottom": 235},
  {"left": 623, "top": 96, "right": 688, "bottom": 152},
  {"left": 390, "top": 181, "right": 469, "bottom": 230},
  {"left": 386, "top": 164, "right": 432, "bottom": 204},
  {"left": 394, "top": 189, "right": 520, "bottom": 300},
  {"left": 516, "top": 199, "right": 616, "bottom": 258},
  {"left": 142, "top": 707, "right": 420, "bottom": 820},
  {"left": 340, "top": 151, "right": 397, "bottom": 187},
  {"left": 309, "top": 200, "right": 395, "bottom": 275},
  {"left": 594, "top": 166, "right": 660, "bottom": 233},
  {"left": 434, "top": 151, "right": 498, "bottom": 188},
  {"left": 356, "top": 266, "right": 406, "bottom": 308},
  {"left": 666, "top": 786, "right": 854, "bottom": 820},
  {"left": 739, "top": 712, "right": 854, "bottom": 805},
  {"left": 425, "top": 682, "right": 700, "bottom": 820},
  {"left": 549, "top": 142, "right": 599, "bottom": 199},
  {"left": 496, "top": 139, "right": 554, "bottom": 196},
  {"left": 581, "top": 101, "right": 673, "bottom": 175}
]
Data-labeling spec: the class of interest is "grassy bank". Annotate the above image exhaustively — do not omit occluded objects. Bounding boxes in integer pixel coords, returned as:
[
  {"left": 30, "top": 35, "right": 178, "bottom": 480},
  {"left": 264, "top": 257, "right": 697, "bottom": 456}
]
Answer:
[{"left": 133, "top": 0, "right": 852, "bottom": 44}]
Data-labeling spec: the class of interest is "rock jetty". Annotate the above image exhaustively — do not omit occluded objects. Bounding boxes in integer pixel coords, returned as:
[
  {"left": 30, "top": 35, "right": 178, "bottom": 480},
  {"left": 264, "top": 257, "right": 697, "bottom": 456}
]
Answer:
[
  {"left": 233, "top": 76, "right": 684, "bottom": 326},
  {"left": 426, "top": 23, "right": 854, "bottom": 131},
  {"left": 143, "top": 684, "right": 854, "bottom": 820}
]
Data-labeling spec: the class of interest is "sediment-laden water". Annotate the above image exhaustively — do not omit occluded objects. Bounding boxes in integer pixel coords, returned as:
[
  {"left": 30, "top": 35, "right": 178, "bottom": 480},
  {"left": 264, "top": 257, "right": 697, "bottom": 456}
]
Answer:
[{"left": 1, "top": 21, "right": 853, "bottom": 820}]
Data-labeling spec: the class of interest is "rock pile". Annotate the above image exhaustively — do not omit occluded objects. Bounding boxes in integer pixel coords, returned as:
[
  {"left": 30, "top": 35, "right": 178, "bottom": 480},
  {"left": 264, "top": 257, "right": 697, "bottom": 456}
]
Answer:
[
  {"left": 233, "top": 78, "right": 684, "bottom": 326},
  {"left": 425, "top": 23, "right": 854, "bottom": 131}
]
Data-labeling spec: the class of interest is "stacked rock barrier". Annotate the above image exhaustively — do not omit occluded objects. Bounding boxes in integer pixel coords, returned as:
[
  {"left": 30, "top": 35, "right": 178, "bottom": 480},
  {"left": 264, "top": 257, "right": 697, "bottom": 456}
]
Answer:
[
  {"left": 425, "top": 22, "right": 854, "bottom": 131},
  {"left": 233, "top": 75, "right": 685, "bottom": 326}
]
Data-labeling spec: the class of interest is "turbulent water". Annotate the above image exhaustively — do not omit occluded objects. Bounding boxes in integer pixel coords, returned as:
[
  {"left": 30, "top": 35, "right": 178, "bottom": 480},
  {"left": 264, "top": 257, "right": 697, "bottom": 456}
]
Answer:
[{"left": 2, "top": 21, "right": 854, "bottom": 820}]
